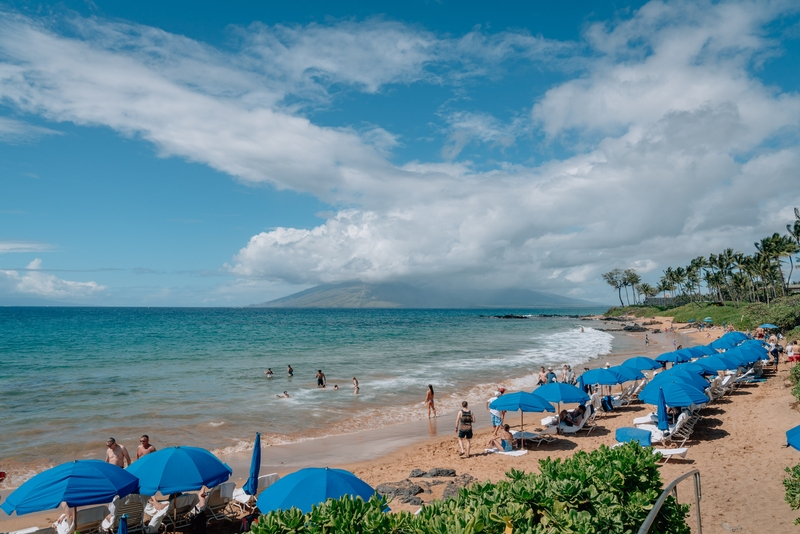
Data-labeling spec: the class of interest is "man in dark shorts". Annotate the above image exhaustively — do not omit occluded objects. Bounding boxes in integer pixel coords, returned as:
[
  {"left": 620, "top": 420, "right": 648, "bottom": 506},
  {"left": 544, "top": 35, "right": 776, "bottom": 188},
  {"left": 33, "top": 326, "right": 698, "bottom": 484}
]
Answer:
[
  {"left": 316, "top": 369, "right": 326, "bottom": 388},
  {"left": 455, "top": 401, "right": 475, "bottom": 458}
]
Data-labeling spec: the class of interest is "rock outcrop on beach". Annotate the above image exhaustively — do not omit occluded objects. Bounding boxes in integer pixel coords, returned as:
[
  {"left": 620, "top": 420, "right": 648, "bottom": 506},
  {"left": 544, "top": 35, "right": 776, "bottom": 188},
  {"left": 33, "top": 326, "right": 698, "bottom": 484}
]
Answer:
[
  {"left": 376, "top": 469, "right": 475, "bottom": 505},
  {"left": 249, "top": 281, "right": 601, "bottom": 308}
]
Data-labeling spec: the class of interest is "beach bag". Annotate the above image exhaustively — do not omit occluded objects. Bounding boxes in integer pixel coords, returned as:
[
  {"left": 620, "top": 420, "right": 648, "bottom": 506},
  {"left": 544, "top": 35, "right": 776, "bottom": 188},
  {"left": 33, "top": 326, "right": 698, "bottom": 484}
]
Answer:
[{"left": 601, "top": 396, "right": 614, "bottom": 412}]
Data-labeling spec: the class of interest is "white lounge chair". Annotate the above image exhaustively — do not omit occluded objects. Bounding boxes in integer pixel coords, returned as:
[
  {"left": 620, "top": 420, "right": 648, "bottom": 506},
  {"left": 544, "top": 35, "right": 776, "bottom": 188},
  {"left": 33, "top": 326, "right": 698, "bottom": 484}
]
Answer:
[
  {"left": 613, "top": 428, "right": 689, "bottom": 463},
  {"left": 636, "top": 412, "right": 691, "bottom": 447},
  {"left": 164, "top": 494, "right": 198, "bottom": 532},
  {"left": 511, "top": 426, "right": 557, "bottom": 447},
  {"left": 76, "top": 505, "right": 109, "bottom": 534},
  {"left": 205, "top": 482, "right": 236, "bottom": 522},
  {"left": 559, "top": 405, "right": 594, "bottom": 434},
  {"left": 101, "top": 494, "right": 146, "bottom": 534},
  {"left": 231, "top": 473, "right": 280, "bottom": 513},
  {"left": 143, "top": 498, "right": 173, "bottom": 534}
]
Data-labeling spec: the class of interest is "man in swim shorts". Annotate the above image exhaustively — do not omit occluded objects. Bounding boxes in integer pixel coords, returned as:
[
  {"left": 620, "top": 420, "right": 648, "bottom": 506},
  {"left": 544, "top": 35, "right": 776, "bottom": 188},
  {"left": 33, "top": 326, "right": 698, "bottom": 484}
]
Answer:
[
  {"left": 316, "top": 369, "right": 326, "bottom": 388},
  {"left": 105, "top": 437, "right": 131, "bottom": 467},
  {"left": 487, "top": 388, "right": 506, "bottom": 436}
]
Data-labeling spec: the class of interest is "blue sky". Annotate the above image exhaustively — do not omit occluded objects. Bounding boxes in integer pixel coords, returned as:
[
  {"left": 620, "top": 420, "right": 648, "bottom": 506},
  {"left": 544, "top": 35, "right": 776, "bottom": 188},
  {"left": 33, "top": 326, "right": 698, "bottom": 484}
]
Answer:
[{"left": 1, "top": 0, "right": 800, "bottom": 306}]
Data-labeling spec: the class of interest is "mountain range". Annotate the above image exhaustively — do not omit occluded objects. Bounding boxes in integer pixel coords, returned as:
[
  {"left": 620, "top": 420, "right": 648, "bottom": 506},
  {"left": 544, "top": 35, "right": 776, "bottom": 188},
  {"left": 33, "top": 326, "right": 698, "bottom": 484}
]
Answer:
[{"left": 250, "top": 281, "right": 598, "bottom": 308}]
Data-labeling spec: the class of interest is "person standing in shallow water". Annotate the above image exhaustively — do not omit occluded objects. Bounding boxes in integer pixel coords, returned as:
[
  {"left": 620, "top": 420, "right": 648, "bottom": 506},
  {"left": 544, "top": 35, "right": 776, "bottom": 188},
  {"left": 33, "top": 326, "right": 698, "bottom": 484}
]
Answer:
[
  {"left": 353, "top": 377, "right": 359, "bottom": 394},
  {"left": 426, "top": 385, "right": 436, "bottom": 418},
  {"left": 287, "top": 365, "right": 293, "bottom": 377}
]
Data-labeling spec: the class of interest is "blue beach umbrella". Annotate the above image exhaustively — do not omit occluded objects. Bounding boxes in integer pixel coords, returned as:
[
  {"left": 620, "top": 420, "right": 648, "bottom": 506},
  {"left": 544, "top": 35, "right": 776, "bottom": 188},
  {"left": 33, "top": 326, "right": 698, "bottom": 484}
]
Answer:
[
  {"left": 242, "top": 433, "right": 261, "bottom": 496},
  {"left": 256, "top": 467, "right": 379, "bottom": 514},
  {"left": 655, "top": 350, "right": 691, "bottom": 364},
  {"left": 533, "top": 383, "right": 590, "bottom": 405},
  {"left": 639, "top": 381, "right": 709, "bottom": 407},
  {"left": 761, "top": 323, "right": 779, "bottom": 329},
  {"left": 607, "top": 365, "right": 645, "bottom": 382},
  {"left": 656, "top": 388, "right": 669, "bottom": 431},
  {"left": 490, "top": 391, "right": 555, "bottom": 413},
  {"left": 703, "top": 317, "right": 714, "bottom": 323},
  {"left": 788, "top": 425, "right": 800, "bottom": 451},
  {"left": 126, "top": 446, "right": 232, "bottom": 496},
  {"left": 675, "top": 362, "right": 713, "bottom": 376},
  {"left": 580, "top": 368, "right": 626, "bottom": 386},
  {"left": 621, "top": 356, "right": 661, "bottom": 371},
  {"left": 0, "top": 460, "right": 139, "bottom": 515},
  {"left": 690, "top": 345, "right": 719, "bottom": 356},
  {"left": 650, "top": 369, "right": 709, "bottom": 392},
  {"left": 693, "top": 357, "right": 732, "bottom": 374}
]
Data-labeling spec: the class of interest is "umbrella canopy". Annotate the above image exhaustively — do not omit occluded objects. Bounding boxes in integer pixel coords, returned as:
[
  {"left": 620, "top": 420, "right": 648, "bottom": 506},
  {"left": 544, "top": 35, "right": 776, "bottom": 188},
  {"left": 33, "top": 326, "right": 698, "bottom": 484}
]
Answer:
[
  {"left": 256, "top": 467, "right": 378, "bottom": 514},
  {"left": 639, "top": 380, "right": 709, "bottom": 407},
  {"left": 621, "top": 356, "right": 662, "bottom": 371},
  {"left": 489, "top": 391, "right": 555, "bottom": 413},
  {"left": 675, "top": 362, "right": 712, "bottom": 376},
  {"left": 126, "top": 446, "right": 232, "bottom": 496},
  {"left": 533, "top": 383, "right": 590, "bottom": 405},
  {"left": 242, "top": 433, "right": 261, "bottom": 496},
  {"left": 580, "top": 368, "right": 626, "bottom": 386},
  {"left": 650, "top": 369, "right": 710, "bottom": 392},
  {"left": 656, "top": 388, "right": 669, "bottom": 431},
  {"left": 681, "top": 346, "right": 713, "bottom": 357},
  {"left": 693, "top": 356, "right": 732, "bottom": 374},
  {"left": 607, "top": 365, "right": 645, "bottom": 382},
  {"left": 0, "top": 460, "right": 139, "bottom": 516},
  {"left": 655, "top": 350, "right": 691, "bottom": 364},
  {"left": 788, "top": 425, "right": 800, "bottom": 451},
  {"left": 761, "top": 323, "right": 779, "bottom": 329},
  {"left": 703, "top": 317, "right": 714, "bottom": 323}
]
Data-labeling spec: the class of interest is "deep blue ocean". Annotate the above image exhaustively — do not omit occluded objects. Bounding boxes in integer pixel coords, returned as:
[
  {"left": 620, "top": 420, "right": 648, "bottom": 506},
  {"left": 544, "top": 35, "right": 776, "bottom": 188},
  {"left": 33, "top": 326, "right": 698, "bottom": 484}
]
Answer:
[{"left": 0, "top": 306, "right": 613, "bottom": 486}]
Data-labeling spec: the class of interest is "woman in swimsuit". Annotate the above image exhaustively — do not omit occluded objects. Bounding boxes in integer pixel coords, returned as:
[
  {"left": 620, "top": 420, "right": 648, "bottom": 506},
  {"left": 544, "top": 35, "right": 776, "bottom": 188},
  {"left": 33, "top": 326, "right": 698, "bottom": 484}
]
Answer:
[
  {"left": 353, "top": 377, "right": 359, "bottom": 394},
  {"left": 287, "top": 365, "right": 294, "bottom": 377},
  {"left": 426, "top": 384, "right": 436, "bottom": 418}
]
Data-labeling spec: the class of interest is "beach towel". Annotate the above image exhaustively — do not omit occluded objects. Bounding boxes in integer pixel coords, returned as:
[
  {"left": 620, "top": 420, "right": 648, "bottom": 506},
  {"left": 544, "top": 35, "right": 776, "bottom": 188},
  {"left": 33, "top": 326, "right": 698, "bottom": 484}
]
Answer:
[{"left": 485, "top": 448, "right": 528, "bottom": 456}]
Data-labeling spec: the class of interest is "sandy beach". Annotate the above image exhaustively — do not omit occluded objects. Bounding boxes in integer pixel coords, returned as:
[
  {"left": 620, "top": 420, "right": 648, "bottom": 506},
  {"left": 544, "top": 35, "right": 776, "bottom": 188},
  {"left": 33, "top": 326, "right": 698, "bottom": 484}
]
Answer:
[{"left": 2, "top": 318, "right": 797, "bottom": 533}]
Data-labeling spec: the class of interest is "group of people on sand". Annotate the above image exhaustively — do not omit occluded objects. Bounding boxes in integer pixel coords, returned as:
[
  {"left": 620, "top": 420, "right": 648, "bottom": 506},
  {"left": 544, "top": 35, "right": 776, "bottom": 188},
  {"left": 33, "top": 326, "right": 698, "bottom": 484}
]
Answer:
[
  {"left": 264, "top": 365, "right": 360, "bottom": 398},
  {"left": 104, "top": 435, "right": 156, "bottom": 468},
  {"left": 536, "top": 364, "right": 575, "bottom": 385}
]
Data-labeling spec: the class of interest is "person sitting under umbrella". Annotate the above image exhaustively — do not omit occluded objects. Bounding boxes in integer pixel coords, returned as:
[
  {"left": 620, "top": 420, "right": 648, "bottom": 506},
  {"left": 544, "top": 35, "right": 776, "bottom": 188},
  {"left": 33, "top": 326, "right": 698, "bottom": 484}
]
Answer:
[
  {"left": 52, "top": 503, "right": 75, "bottom": 534},
  {"left": 486, "top": 424, "right": 515, "bottom": 452},
  {"left": 558, "top": 405, "right": 586, "bottom": 427}
]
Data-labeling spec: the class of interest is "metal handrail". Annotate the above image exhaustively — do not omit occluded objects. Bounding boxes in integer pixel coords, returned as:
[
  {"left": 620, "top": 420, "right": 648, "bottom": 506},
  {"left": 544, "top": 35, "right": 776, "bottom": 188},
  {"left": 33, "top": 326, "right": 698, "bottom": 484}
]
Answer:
[{"left": 638, "top": 469, "right": 702, "bottom": 534}]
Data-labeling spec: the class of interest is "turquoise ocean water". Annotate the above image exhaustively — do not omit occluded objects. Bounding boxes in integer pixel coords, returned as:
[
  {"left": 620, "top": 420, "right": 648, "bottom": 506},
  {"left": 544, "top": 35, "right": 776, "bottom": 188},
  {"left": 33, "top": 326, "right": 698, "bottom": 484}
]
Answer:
[{"left": 0, "top": 306, "right": 614, "bottom": 486}]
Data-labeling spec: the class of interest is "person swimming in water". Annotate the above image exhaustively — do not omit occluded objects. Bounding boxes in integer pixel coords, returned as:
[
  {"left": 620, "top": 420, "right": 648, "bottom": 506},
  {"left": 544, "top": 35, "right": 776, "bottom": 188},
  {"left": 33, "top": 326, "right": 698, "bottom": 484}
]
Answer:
[
  {"left": 265, "top": 368, "right": 273, "bottom": 378},
  {"left": 287, "top": 365, "right": 294, "bottom": 377},
  {"left": 276, "top": 391, "right": 290, "bottom": 398}
]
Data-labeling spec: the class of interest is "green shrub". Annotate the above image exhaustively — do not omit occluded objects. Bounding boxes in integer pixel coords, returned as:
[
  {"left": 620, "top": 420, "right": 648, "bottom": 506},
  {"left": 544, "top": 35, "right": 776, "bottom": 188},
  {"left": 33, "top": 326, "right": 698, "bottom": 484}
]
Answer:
[
  {"left": 785, "top": 463, "right": 800, "bottom": 524},
  {"left": 248, "top": 444, "right": 690, "bottom": 534}
]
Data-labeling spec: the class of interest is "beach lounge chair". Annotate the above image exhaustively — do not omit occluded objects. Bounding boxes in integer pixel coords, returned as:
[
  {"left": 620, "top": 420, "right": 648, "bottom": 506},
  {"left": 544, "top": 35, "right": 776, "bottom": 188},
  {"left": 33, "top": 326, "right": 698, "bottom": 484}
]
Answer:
[
  {"left": 559, "top": 405, "right": 594, "bottom": 435},
  {"left": 164, "top": 494, "right": 198, "bottom": 532},
  {"left": 633, "top": 412, "right": 657, "bottom": 426},
  {"left": 613, "top": 428, "right": 689, "bottom": 463},
  {"left": 636, "top": 412, "right": 691, "bottom": 447},
  {"left": 101, "top": 494, "right": 146, "bottom": 534},
  {"left": 484, "top": 448, "right": 528, "bottom": 456},
  {"left": 75, "top": 505, "right": 109, "bottom": 534},
  {"left": 231, "top": 473, "right": 280, "bottom": 513},
  {"left": 511, "top": 426, "right": 557, "bottom": 448},
  {"left": 205, "top": 482, "right": 236, "bottom": 522}
]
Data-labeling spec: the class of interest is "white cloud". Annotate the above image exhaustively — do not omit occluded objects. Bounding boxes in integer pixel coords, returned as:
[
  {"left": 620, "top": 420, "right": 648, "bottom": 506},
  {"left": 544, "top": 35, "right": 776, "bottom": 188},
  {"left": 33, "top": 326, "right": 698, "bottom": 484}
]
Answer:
[
  {"left": 0, "top": 259, "right": 107, "bottom": 299},
  {"left": 2, "top": 2, "right": 800, "bottom": 303},
  {"left": 0, "top": 241, "right": 52, "bottom": 253},
  {"left": 0, "top": 116, "right": 59, "bottom": 142}
]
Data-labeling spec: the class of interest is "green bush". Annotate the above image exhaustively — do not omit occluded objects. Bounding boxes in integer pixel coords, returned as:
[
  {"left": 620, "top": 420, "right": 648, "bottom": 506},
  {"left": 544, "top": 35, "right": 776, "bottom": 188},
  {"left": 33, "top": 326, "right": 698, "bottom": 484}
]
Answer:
[
  {"left": 248, "top": 444, "right": 690, "bottom": 534},
  {"left": 785, "top": 463, "right": 800, "bottom": 525}
]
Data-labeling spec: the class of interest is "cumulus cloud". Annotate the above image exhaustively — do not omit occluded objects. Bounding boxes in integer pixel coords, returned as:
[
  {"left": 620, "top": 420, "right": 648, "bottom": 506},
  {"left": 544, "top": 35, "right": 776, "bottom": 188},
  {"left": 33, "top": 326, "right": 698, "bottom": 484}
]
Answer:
[
  {"left": 0, "top": 259, "right": 106, "bottom": 299},
  {"left": 2, "top": 2, "right": 800, "bottom": 301}
]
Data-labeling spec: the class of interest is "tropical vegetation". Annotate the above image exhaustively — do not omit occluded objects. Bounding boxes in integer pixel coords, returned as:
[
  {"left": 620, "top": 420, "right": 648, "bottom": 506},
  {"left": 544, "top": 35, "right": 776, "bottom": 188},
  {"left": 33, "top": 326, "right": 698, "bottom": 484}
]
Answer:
[
  {"left": 603, "top": 208, "right": 800, "bottom": 308},
  {"left": 248, "top": 443, "right": 690, "bottom": 534}
]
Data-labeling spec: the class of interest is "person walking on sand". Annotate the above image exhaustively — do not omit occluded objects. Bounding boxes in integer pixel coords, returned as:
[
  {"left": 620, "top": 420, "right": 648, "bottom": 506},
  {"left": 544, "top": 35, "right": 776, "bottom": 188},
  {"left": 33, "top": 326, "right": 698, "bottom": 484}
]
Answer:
[
  {"left": 353, "top": 377, "right": 360, "bottom": 394},
  {"left": 487, "top": 388, "right": 506, "bottom": 436},
  {"left": 426, "top": 384, "right": 436, "bottom": 418},
  {"left": 105, "top": 437, "right": 131, "bottom": 467},
  {"left": 645, "top": 334, "right": 649, "bottom": 346},
  {"left": 316, "top": 369, "right": 326, "bottom": 388},
  {"left": 136, "top": 435, "right": 156, "bottom": 459},
  {"left": 455, "top": 401, "right": 475, "bottom": 458}
]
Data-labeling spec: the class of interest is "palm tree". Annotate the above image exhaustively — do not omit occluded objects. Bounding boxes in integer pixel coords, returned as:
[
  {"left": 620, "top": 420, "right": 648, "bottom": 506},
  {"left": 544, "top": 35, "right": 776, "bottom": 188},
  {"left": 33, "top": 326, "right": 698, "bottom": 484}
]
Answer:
[
  {"left": 623, "top": 269, "right": 641, "bottom": 305},
  {"left": 637, "top": 282, "right": 657, "bottom": 303},
  {"left": 788, "top": 217, "right": 800, "bottom": 284}
]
